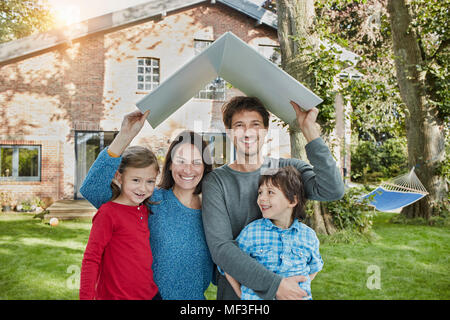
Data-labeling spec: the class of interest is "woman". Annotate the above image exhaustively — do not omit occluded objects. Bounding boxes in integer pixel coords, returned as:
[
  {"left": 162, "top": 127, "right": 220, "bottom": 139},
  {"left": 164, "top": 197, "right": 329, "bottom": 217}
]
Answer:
[{"left": 80, "top": 110, "right": 214, "bottom": 300}]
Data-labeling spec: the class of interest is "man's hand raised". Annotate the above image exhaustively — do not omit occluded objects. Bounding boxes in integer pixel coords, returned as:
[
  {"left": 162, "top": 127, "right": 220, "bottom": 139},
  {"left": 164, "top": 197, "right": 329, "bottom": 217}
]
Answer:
[{"left": 290, "top": 101, "right": 320, "bottom": 143}]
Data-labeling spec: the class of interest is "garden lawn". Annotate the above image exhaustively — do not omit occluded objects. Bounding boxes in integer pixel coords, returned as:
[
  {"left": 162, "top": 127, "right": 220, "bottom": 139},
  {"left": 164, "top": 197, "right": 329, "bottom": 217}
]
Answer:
[
  {"left": 0, "top": 214, "right": 91, "bottom": 300},
  {"left": 312, "top": 212, "right": 450, "bottom": 299},
  {"left": 0, "top": 212, "right": 448, "bottom": 300}
]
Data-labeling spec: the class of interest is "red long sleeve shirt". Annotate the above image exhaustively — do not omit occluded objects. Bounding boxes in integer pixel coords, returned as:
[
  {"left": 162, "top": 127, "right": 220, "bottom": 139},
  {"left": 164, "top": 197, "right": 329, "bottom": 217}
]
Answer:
[{"left": 80, "top": 201, "right": 158, "bottom": 300}]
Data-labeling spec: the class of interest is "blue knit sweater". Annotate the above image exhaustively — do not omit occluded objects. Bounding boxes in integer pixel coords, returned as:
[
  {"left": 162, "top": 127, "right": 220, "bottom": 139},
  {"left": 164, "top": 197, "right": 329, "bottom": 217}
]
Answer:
[{"left": 80, "top": 148, "right": 214, "bottom": 300}]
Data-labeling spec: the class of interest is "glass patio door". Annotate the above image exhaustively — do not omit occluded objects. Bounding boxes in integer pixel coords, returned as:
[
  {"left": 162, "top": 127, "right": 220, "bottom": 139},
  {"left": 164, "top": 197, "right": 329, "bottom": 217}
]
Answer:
[{"left": 75, "top": 131, "right": 117, "bottom": 199}]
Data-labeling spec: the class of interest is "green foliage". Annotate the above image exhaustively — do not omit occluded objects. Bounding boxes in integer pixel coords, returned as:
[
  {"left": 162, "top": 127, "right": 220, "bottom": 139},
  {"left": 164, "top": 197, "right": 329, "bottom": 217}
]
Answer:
[
  {"left": 0, "top": 0, "right": 54, "bottom": 44},
  {"left": 284, "top": 0, "right": 407, "bottom": 141},
  {"left": 409, "top": 0, "right": 450, "bottom": 123},
  {"left": 435, "top": 132, "right": 450, "bottom": 180},
  {"left": 324, "top": 186, "right": 375, "bottom": 233},
  {"left": 345, "top": 75, "right": 406, "bottom": 140},
  {"left": 351, "top": 137, "right": 408, "bottom": 183},
  {"left": 287, "top": 35, "right": 351, "bottom": 134},
  {"left": 315, "top": 0, "right": 407, "bottom": 140}
]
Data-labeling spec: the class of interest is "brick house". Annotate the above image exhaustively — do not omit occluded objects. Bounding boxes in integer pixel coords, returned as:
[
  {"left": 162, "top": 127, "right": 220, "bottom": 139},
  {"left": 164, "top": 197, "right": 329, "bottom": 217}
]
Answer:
[{"left": 0, "top": 0, "right": 350, "bottom": 204}]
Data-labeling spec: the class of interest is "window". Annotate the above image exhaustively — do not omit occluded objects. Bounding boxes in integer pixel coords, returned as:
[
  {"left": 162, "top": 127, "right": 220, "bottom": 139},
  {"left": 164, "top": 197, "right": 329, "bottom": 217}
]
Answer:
[
  {"left": 0, "top": 145, "right": 41, "bottom": 181},
  {"left": 137, "top": 58, "right": 160, "bottom": 91},
  {"left": 258, "top": 44, "right": 281, "bottom": 65},
  {"left": 194, "top": 40, "right": 226, "bottom": 101}
]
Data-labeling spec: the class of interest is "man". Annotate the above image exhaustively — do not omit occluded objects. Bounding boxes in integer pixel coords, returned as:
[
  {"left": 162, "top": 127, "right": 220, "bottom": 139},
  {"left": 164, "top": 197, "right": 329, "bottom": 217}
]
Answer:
[{"left": 201, "top": 96, "right": 345, "bottom": 300}]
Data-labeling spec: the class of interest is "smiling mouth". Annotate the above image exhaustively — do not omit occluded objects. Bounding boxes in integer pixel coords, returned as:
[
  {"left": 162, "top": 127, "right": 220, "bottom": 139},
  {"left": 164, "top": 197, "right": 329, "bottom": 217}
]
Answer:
[
  {"left": 241, "top": 138, "right": 257, "bottom": 144},
  {"left": 260, "top": 205, "right": 271, "bottom": 210},
  {"left": 134, "top": 193, "right": 147, "bottom": 198},
  {"left": 180, "top": 176, "right": 195, "bottom": 181}
]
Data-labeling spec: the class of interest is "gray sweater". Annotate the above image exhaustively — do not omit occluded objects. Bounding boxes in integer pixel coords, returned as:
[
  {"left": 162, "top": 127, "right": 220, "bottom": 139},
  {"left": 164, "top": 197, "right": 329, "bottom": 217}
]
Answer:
[{"left": 201, "top": 137, "right": 345, "bottom": 300}]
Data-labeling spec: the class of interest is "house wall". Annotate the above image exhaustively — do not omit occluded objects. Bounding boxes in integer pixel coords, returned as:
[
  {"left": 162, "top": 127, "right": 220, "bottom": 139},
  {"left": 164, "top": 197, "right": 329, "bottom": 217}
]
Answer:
[{"left": 0, "top": 2, "right": 291, "bottom": 203}]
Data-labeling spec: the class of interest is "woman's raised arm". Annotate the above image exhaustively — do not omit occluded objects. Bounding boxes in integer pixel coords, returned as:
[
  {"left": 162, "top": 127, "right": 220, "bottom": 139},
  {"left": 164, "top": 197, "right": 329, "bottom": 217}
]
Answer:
[{"left": 80, "top": 109, "right": 150, "bottom": 208}]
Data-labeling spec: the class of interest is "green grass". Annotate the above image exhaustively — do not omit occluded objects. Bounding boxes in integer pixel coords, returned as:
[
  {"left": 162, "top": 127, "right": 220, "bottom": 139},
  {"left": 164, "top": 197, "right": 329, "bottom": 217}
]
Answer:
[
  {"left": 1, "top": 212, "right": 449, "bottom": 300},
  {"left": 0, "top": 214, "right": 91, "bottom": 300},
  {"left": 312, "top": 212, "right": 450, "bottom": 299}
]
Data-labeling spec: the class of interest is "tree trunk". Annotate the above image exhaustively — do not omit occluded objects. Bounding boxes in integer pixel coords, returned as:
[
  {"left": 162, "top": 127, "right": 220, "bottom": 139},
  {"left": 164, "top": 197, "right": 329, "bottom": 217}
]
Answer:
[
  {"left": 387, "top": 0, "right": 447, "bottom": 219},
  {"left": 276, "top": 0, "right": 337, "bottom": 234},
  {"left": 277, "top": 0, "right": 315, "bottom": 162}
]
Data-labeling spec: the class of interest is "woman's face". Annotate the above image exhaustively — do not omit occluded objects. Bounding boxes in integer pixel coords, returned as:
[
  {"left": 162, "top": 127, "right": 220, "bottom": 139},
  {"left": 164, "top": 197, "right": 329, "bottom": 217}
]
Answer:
[{"left": 170, "top": 143, "right": 204, "bottom": 192}]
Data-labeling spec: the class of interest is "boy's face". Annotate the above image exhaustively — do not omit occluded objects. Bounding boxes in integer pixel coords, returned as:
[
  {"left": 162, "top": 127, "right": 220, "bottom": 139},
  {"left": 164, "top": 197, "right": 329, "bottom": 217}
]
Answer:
[
  {"left": 257, "top": 182, "right": 297, "bottom": 225},
  {"left": 115, "top": 165, "right": 158, "bottom": 206},
  {"left": 229, "top": 110, "right": 267, "bottom": 159}
]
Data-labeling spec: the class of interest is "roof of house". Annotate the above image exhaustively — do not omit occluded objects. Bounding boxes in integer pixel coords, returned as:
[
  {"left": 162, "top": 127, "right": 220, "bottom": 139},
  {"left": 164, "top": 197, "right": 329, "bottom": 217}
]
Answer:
[
  {"left": 136, "top": 31, "right": 323, "bottom": 128},
  {"left": 0, "top": 0, "right": 277, "bottom": 64}
]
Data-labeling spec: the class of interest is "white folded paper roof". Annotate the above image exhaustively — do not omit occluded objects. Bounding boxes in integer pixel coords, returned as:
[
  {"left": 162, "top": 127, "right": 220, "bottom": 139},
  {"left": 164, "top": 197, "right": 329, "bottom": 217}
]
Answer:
[{"left": 136, "top": 31, "right": 323, "bottom": 128}]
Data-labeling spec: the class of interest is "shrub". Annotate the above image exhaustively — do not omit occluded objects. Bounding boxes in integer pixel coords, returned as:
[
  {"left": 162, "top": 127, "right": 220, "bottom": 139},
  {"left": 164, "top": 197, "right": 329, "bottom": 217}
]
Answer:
[
  {"left": 351, "top": 138, "right": 408, "bottom": 183},
  {"left": 324, "top": 186, "right": 375, "bottom": 234}
]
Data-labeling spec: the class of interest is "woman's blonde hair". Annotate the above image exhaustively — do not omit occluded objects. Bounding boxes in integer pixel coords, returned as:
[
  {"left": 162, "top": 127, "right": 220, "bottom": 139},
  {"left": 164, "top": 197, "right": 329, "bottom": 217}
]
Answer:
[{"left": 110, "top": 146, "right": 159, "bottom": 207}]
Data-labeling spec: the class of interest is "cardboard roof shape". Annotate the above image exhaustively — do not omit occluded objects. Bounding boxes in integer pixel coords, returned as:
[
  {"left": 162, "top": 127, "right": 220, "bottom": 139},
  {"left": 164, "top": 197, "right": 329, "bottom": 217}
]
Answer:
[{"left": 136, "top": 32, "right": 323, "bottom": 128}]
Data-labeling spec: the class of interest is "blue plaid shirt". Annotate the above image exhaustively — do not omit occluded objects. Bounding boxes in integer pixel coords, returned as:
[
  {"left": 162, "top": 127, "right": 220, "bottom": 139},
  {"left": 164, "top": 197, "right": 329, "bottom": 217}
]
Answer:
[{"left": 222, "top": 218, "right": 323, "bottom": 300}]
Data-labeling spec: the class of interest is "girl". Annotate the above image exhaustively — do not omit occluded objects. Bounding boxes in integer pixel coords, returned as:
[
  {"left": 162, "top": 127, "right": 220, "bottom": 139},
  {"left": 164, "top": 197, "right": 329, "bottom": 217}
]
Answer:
[
  {"left": 79, "top": 146, "right": 161, "bottom": 300},
  {"left": 224, "top": 166, "right": 324, "bottom": 300},
  {"left": 80, "top": 110, "right": 214, "bottom": 300}
]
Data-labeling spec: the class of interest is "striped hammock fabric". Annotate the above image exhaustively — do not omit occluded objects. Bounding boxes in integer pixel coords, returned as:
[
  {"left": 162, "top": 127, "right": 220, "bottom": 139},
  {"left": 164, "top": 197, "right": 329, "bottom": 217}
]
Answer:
[{"left": 361, "top": 168, "right": 428, "bottom": 212}]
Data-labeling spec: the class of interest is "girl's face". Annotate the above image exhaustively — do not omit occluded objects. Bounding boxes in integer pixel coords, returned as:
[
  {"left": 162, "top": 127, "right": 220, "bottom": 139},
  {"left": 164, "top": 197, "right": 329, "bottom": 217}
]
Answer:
[
  {"left": 115, "top": 164, "right": 158, "bottom": 206},
  {"left": 257, "top": 182, "right": 297, "bottom": 228},
  {"left": 170, "top": 143, "right": 204, "bottom": 192}
]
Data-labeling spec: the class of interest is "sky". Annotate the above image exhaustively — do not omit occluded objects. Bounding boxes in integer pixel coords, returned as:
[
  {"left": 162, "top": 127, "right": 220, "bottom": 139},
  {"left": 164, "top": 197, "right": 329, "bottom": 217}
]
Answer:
[{"left": 46, "top": 0, "right": 265, "bottom": 27}]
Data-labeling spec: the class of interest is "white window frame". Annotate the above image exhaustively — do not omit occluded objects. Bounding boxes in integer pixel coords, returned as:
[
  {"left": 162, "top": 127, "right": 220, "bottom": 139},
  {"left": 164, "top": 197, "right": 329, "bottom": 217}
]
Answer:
[{"left": 137, "top": 57, "right": 160, "bottom": 92}]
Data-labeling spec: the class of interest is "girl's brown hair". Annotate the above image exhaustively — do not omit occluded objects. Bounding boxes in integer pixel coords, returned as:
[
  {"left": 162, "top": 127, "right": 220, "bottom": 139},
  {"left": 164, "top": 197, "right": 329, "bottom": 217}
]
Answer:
[
  {"left": 110, "top": 145, "right": 159, "bottom": 207},
  {"left": 158, "top": 131, "right": 213, "bottom": 194},
  {"left": 221, "top": 96, "right": 270, "bottom": 129},
  {"left": 258, "top": 166, "right": 307, "bottom": 221}
]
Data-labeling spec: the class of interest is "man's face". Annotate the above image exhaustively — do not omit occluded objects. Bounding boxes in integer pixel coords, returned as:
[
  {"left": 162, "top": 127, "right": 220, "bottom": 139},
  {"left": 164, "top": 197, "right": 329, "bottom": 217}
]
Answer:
[{"left": 229, "top": 110, "right": 268, "bottom": 160}]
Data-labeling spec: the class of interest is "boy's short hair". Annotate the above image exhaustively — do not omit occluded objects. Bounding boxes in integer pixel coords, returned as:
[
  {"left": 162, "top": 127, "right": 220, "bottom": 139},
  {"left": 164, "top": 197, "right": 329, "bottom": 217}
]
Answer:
[
  {"left": 258, "top": 166, "right": 307, "bottom": 221},
  {"left": 221, "top": 96, "right": 270, "bottom": 129}
]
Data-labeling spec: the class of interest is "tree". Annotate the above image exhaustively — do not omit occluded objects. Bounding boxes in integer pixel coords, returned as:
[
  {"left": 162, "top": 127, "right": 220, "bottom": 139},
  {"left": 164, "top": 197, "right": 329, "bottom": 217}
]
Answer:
[
  {"left": 0, "top": 0, "right": 54, "bottom": 44},
  {"left": 314, "top": 0, "right": 406, "bottom": 142},
  {"left": 274, "top": 0, "right": 448, "bottom": 222},
  {"left": 386, "top": 0, "right": 448, "bottom": 219},
  {"left": 276, "top": 0, "right": 339, "bottom": 235}
]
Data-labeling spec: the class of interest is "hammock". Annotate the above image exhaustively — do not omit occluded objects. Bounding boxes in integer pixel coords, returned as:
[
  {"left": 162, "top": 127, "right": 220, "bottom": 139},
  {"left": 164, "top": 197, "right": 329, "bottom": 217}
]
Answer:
[{"left": 361, "top": 168, "right": 428, "bottom": 212}]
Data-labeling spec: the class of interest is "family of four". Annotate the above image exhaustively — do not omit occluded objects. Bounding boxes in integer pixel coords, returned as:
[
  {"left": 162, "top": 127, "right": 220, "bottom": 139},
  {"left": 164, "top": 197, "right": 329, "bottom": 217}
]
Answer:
[{"left": 78, "top": 96, "right": 345, "bottom": 300}]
